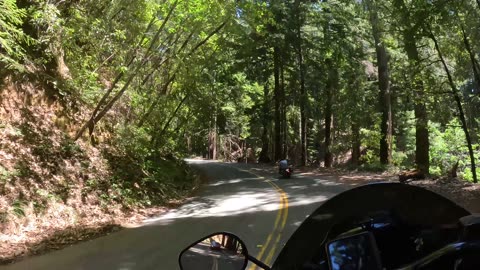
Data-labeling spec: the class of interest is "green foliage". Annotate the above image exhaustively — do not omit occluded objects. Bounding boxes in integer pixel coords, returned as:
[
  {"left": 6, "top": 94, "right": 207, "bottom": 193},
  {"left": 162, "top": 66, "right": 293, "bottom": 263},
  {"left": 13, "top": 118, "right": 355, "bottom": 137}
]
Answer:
[
  {"left": 391, "top": 151, "right": 408, "bottom": 168},
  {"left": 429, "top": 120, "right": 480, "bottom": 180},
  {"left": 0, "top": 165, "right": 18, "bottom": 183},
  {"left": 115, "top": 125, "right": 152, "bottom": 158},
  {"left": 95, "top": 122, "right": 199, "bottom": 207},
  {"left": 0, "top": 0, "right": 32, "bottom": 70},
  {"left": 104, "top": 155, "right": 197, "bottom": 207},
  {"left": 360, "top": 127, "right": 381, "bottom": 164},
  {"left": 3, "top": 0, "right": 480, "bottom": 219},
  {"left": 358, "top": 162, "right": 388, "bottom": 172},
  {"left": 11, "top": 200, "right": 26, "bottom": 217},
  {"left": 463, "top": 168, "right": 474, "bottom": 182}
]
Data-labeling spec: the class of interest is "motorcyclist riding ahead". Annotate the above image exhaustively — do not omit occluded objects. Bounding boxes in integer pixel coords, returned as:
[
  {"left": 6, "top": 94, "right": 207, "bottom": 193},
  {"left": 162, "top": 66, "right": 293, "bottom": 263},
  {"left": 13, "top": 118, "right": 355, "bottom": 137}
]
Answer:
[
  {"left": 278, "top": 159, "right": 289, "bottom": 174},
  {"left": 278, "top": 159, "right": 293, "bottom": 178}
]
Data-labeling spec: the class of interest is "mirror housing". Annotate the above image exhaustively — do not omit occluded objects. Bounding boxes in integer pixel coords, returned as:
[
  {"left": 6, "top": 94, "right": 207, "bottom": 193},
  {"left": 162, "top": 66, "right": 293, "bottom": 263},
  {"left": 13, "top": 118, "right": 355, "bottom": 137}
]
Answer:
[
  {"left": 179, "top": 232, "right": 249, "bottom": 270},
  {"left": 326, "top": 232, "right": 382, "bottom": 270}
]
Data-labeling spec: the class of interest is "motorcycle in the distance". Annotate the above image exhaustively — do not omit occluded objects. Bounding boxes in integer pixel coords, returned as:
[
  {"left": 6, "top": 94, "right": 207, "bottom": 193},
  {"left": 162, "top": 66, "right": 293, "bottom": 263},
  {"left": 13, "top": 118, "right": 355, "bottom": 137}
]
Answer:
[
  {"left": 278, "top": 160, "right": 293, "bottom": 178},
  {"left": 178, "top": 183, "right": 480, "bottom": 270},
  {"left": 280, "top": 167, "right": 293, "bottom": 178}
]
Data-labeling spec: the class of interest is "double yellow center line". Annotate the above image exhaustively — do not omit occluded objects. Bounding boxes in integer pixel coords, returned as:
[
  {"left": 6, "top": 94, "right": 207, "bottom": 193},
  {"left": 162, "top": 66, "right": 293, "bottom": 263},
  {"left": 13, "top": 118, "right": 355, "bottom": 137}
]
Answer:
[{"left": 248, "top": 176, "right": 289, "bottom": 269}]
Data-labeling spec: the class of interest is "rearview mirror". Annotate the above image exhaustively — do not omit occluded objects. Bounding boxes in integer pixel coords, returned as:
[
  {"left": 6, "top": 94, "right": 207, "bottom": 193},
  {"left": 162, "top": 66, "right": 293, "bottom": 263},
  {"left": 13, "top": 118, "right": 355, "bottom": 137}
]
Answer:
[
  {"left": 327, "top": 232, "right": 382, "bottom": 270},
  {"left": 179, "top": 232, "right": 248, "bottom": 270}
]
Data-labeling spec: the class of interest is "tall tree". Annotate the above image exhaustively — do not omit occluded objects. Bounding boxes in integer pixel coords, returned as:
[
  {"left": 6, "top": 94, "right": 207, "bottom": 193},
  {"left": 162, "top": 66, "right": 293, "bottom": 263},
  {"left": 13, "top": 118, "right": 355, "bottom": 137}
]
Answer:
[
  {"left": 394, "top": 0, "right": 430, "bottom": 174},
  {"left": 273, "top": 46, "right": 283, "bottom": 161},
  {"left": 259, "top": 82, "right": 271, "bottom": 162},
  {"left": 324, "top": 60, "right": 336, "bottom": 168},
  {"left": 293, "top": 0, "right": 308, "bottom": 166},
  {"left": 366, "top": 0, "right": 392, "bottom": 165}
]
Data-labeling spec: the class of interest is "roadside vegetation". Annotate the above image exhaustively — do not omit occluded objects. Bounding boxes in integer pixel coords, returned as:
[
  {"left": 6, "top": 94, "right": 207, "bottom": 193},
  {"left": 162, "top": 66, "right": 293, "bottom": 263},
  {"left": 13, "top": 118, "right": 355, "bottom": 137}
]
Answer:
[{"left": 1, "top": 0, "right": 480, "bottom": 263}]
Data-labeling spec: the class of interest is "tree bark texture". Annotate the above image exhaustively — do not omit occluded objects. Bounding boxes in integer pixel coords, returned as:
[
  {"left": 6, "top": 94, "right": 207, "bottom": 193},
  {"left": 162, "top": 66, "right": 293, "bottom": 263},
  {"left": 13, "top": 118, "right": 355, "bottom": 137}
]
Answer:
[
  {"left": 395, "top": 0, "right": 430, "bottom": 174},
  {"left": 367, "top": 0, "right": 392, "bottom": 165},
  {"left": 274, "top": 46, "right": 282, "bottom": 161},
  {"left": 324, "top": 63, "right": 336, "bottom": 168}
]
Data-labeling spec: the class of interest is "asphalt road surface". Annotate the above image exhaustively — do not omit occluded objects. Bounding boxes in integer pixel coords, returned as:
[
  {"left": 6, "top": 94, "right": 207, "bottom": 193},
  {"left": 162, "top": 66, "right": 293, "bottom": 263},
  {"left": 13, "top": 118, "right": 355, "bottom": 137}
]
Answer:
[{"left": 1, "top": 161, "right": 348, "bottom": 270}]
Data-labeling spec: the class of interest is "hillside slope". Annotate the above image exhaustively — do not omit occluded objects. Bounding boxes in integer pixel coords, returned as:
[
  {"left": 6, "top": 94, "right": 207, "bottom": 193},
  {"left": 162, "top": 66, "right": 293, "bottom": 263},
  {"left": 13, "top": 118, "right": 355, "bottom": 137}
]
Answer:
[{"left": 0, "top": 78, "right": 198, "bottom": 263}]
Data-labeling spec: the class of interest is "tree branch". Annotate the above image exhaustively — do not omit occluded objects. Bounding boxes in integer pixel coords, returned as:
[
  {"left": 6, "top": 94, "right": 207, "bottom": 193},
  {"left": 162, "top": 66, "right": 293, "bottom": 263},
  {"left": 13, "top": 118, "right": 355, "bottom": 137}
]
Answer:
[
  {"left": 187, "top": 20, "right": 227, "bottom": 57},
  {"left": 74, "top": 0, "right": 178, "bottom": 141},
  {"left": 428, "top": 26, "right": 477, "bottom": 183}
]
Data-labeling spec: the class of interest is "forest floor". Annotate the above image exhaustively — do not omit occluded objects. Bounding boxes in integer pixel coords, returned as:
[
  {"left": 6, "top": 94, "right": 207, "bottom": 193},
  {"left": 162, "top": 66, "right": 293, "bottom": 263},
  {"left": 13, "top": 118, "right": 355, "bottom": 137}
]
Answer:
[{"left": 244, "top": 163, "right": 480, "bottom": 213}]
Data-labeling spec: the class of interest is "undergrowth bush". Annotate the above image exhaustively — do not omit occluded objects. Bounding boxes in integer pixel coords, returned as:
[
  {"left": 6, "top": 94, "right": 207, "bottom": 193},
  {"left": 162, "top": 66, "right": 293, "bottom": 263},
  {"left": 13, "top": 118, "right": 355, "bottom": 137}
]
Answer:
[
  {"left": 359, "top": 127, "right": 381, "bottom": 164},
  {"left": 429, "top": 120, "right": 479, "bottom": 181},
  {"left": 100, "top": 125, "right": 198, "bottom": 207},
  {"left": 350, "top": 114, "right": 479, "bottom": 181}
]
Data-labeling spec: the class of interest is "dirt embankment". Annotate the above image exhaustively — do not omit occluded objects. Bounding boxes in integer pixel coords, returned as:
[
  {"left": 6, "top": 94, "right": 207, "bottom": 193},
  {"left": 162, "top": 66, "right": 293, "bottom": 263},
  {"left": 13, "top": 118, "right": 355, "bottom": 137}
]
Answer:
[{"left": 0, "top": 79, "right": 201, "bottom": 264}]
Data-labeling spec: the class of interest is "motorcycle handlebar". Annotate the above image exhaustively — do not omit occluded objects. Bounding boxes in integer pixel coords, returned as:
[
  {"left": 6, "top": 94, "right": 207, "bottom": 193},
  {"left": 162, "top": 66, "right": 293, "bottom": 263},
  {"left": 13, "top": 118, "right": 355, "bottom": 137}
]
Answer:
[{"left": 395, "top": 241, "right": 480, "bottom": 270}]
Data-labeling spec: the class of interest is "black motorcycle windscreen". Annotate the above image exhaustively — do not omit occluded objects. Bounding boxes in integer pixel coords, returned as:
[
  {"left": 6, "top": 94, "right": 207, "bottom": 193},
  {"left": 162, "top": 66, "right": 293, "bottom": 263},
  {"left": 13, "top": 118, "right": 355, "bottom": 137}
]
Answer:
[{"left": 271, "top": 183, "right": 470, "bottom": 270}]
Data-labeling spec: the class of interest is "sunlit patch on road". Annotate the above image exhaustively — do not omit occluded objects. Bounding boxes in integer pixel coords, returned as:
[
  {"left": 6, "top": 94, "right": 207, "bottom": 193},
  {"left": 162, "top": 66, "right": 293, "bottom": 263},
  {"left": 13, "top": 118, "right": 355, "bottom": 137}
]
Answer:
[
  {"left": 144, "top": 192, "right": 329, "bottom": 227},
  {"left": 209, "top": 178, "right": 258, "bottom": 187},
  {"left": 143, "top": 192, "right": 281, "bottom": 224},
  {"left": 312, "top": 178, "right": 343, "bottom": 186},
  {"left": 288, "top": 185, "right": 309, "bottom": 190},
  {"left": 288, "top": 194, "right": 328, "bottom": 208},
  {"left": 185, "top": 159, "right": 220, "bottom": 164}
]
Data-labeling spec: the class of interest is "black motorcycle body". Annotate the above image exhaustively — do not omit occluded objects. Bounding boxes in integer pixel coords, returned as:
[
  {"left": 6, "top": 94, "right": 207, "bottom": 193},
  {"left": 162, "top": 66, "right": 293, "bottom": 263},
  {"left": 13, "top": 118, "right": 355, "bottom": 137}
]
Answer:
[
  {"left": 279, "top": 167, "right": 293, "bottom": 178},
  {"left": 179, "top": 183, "right": 480, "bottom": 270}
]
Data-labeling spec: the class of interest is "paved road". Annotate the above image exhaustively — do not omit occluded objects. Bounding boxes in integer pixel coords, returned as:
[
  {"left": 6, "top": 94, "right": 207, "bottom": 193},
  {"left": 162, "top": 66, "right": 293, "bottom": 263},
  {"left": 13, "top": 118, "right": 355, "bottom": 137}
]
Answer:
[{"left": 1, "top": 161, "right": 348, "bottom": 270}]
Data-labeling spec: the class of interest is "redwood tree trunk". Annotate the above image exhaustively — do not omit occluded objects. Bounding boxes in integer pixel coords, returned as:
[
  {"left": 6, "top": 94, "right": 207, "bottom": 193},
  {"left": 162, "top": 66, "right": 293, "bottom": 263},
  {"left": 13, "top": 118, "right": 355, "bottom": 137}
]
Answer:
[
  {"left": 460, "top": 25, "right": 480, "bottom": 93},
  {"left": 352, "top": 123, "right": 361, "bottom": 165},
  {"left": 281, "top": 59, "right": 288, "bottom": 159},
  {"left": 406, "top": 35, "right": 430, "bottom": 174},
  {"left": 294, "top": 0, "right": 308, "bottom": 166},
  {"left": 324, "top": 64, "right": 336, "bottom": 168},
  {"left": 274, "top": 46, "right": 282, "bottom": 161},
  {"left": 259, "top": 83, "right": 271, "bottom": 163},
  {"left": 367, "top": 0, "right": 392, "bottom": 165},
  {"left": 395, "top": 0, "right": 430, "bottom": 174}
]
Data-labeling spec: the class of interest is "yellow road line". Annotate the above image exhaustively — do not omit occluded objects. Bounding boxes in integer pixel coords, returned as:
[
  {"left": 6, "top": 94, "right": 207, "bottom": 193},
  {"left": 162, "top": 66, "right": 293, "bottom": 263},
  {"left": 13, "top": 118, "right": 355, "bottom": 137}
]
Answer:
[
  {"left": 263, "top": 181, "right": 289, "bottom": 266},
  {"left": 264, "top": 233, "right": 282, "bottom": 265},
  {"left": 247, "top": 183, "right": 285, "bottom": 270},
  {"left": 252, "top": 181, "right": 284, "bottom": 263},
  {"left": 229, "top": 167, "right": 289, "bottom": 270},
  {"left": 269, "top": 181, "right": 289, "bottom": 229},
  {"left": 248, "top": 175, "right": 289, "bottom": 269},
  {"left": 253, "top": 233, "right": 273, "bottom": 263}
]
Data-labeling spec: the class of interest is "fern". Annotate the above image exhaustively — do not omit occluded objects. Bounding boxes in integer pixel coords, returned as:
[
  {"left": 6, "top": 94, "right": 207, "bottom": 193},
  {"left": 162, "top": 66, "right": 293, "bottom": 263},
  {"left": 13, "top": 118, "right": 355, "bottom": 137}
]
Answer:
[
  {"left": 11, "top": 200, "right": 26, "bottom": 218},
  {"left": 0, "top": 0, "right": 31, "bottom": 70}
]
